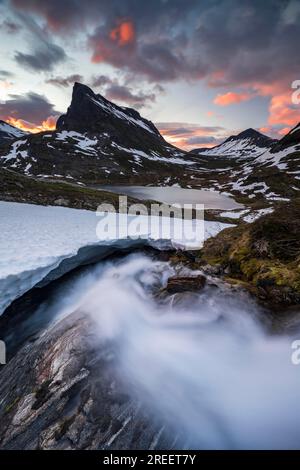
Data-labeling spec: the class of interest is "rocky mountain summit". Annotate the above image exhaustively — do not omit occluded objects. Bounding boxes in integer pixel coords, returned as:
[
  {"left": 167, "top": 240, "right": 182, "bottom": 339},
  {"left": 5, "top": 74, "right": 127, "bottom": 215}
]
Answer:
[
  {"left": 57, "top": 82, "right": 162, "bottom": 147},
  {"left": 0, "top": 83, "right": 193, "bottom": 186}
]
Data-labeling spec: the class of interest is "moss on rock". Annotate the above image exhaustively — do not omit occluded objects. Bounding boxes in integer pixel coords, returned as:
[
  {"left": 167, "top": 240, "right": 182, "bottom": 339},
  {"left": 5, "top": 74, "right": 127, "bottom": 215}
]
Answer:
[{"left": 199, "top": 199, "right": 300, "bottom": 306}]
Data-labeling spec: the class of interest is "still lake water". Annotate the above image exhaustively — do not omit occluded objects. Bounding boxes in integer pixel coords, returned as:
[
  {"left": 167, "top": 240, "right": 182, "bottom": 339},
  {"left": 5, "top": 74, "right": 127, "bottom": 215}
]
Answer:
[{"left": 99, "top": 186, "right": 243, "bottom": 210}]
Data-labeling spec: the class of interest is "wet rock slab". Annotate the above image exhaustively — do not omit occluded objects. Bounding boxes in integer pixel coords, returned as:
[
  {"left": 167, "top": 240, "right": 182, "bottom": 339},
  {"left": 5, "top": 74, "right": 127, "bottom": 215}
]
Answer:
[{"left": 0, "top": 310, "right": 176, "bottom": 450}]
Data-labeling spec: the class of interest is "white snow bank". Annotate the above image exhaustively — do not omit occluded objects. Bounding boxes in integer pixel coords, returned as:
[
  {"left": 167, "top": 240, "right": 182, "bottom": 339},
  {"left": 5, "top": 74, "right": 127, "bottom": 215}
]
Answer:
[
  {"left": 220, "top": 209, "right": 249, "bottom": 219},
  {"left": 0, "top": 201, "right": 233, "bottom": 314},
  {"left": 243, "top": 207, "right": 274, "bottom": 223}
]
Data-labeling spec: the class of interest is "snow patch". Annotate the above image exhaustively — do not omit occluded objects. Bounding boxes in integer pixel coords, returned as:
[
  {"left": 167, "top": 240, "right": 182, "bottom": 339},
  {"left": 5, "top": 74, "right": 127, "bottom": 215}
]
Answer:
[
  {"left": 0, "top": 202, "right": 233, "bottom": 315},
  {"left": 243, "top": 207, "right": 274, "bottom": 223}
]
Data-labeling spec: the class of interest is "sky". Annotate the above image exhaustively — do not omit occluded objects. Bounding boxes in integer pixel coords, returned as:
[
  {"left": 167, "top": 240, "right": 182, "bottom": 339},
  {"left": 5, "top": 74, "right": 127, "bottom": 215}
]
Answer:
[{"left": 0, "top": 0, "right": 299, "bottom": 150}]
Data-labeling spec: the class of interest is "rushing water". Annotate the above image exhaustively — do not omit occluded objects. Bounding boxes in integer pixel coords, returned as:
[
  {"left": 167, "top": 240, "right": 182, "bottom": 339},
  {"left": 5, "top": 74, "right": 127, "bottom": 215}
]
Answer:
[
  {"left": 14, "top": 252, "right": 300, "bottom": 449},
  {"left": 98, "top": 185, "right": 243, "bottom": 210}
]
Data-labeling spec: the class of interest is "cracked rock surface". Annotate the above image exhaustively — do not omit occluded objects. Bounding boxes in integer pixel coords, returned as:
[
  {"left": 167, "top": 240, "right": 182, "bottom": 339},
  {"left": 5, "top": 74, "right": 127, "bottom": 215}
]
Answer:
[{"left": 0, "top": 310, "right": 174, "bottom": 450}]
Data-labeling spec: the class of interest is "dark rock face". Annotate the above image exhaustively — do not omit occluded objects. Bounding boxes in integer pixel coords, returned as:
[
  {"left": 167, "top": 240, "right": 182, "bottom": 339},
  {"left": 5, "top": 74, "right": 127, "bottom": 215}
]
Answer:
[
  {"left": 272, "top": 122, "right": 300, "bottom": 152},
  {"left": 201, "top": 201, "right": 300, "bottom": 307},
  {"left": 166, "top": 275, "right": 206, "bottom": 294},
  {"left": 0, "top": 310, "right": 176, "bottom": 450},
  {"left": 0, "top": 83, "right": 192, "bottom": 186},
  {"left": 57, "top": 82, "right": 162, "bottom": 149}
]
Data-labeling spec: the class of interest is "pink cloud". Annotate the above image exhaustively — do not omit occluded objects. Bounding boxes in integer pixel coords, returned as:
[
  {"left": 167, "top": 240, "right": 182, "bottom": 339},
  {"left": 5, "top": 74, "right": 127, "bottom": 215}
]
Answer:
[
  {"left": 214, "top": 91, "right": 253, "bottom": 106},
  {"left": 268, "top": 92, "right": 299, "bottom": 127}
]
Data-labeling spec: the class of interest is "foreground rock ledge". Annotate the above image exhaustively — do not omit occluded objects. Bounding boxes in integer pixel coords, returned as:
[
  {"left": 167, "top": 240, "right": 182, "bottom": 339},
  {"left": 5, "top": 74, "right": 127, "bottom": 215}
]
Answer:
[{"left": 0, "top": 310, "right": 178, "bottom": 450}]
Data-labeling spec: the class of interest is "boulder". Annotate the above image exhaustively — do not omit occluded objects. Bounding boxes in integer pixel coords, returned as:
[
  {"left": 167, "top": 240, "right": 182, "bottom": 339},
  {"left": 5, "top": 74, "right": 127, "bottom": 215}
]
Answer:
[{"left": 166, "top": 275, "right": 206, "bottom": 294}]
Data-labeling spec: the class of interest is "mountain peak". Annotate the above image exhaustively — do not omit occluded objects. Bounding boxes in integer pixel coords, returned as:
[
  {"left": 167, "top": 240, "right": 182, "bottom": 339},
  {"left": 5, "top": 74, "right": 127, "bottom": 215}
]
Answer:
[
  {"left": 225, "top": 127, "right": 273, "bottom": 144},
  {"left": 237, "top": 128, "right": 265, "bottom": 139},
  {"left": 190, "top": 126, "right": 276, "bottom": 158},
  {"left": 72, "top": 82, "right": 95, "bottom": 98},
  {"left": 56, "top": 82, "right": 162, "bottom": 146}
]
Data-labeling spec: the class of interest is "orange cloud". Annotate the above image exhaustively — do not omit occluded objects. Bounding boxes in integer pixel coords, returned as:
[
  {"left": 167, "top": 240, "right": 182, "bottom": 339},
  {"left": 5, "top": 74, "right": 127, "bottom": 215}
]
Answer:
[
  {"left": 214, "top": 91, "right": 253, "bottom": 106},
  {"left": 278, "top": 126, "right": 291, "bottom": 136},
  {"left": 157, "top": 122, "right": 228, "bottom": 150},
  {"left": 110, "top": 21, "right": 135, "bottom": 46},
  {"left": 259, "top": 126, "right": 271, "bottom": 134},
  {"left": 7, "top": 116, "right": 57, "bottom": 133},
  {"left": 91, "top": 46, "right": 110, "bottom": 63},
  {"left": 268, "top": 92, "right": 299, "bottom": 127}
]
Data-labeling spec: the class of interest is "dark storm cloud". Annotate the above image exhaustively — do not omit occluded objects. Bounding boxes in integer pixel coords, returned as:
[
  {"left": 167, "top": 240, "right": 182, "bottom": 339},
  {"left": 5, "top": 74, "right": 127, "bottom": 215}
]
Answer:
[
  {"left": 15, "top": 44, "right": 66, "bottom": 72},
  {"left": 0, "top": 92, "right": 58, "bottom": 123},
  {"left": 91, "top": 75, "right": 113, "bottom": 88},
  {"left": 105, "top": 84, "right": 156, "bottom": 108},
  {"left": 192, "top": 0, "right": 300, "bottom": 88},
  {"left": 13, "top": 12, "right": 67, "bottom": 72},
  {"left": 46, "top": 74, "right": 83, "bottom": 87},
  {"left": 2, "top": 19, "right": 21, "bottom": 34},
  {"left": 91, "top": 74, "right": 159, "bottom": 108},
  {"left": 9, "top": 0, "right": 300, "bottom": 88},
  {"left": 10, "top": 0, "right": 199, "bottom": 33},
  {"left": 0, "top": 70, "right": 14, "bottom": 78},
  {"left": 10, "top": 0, "right": 204, "bottom": 82}
]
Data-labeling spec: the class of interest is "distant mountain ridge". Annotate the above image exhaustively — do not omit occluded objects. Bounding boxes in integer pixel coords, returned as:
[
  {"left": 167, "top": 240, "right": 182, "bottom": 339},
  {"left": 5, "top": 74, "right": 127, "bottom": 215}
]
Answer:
[{"left": 190, "top": 128, "right": 277, "bottom": 159}]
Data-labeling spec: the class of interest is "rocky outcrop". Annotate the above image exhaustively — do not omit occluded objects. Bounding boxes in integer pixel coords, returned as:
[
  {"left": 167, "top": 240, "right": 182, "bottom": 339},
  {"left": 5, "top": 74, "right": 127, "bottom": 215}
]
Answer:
[
  {"left": 272, "top": 122, "right": 300, "bottom": 152},
  {"left": 0, "top": 310, "right": 175, "bottom": 450},
  {"left": 198, "top": 200, "right": 300, "bottom": 306},
  {"left": 166, "top": 275, "right": 206, "bottom": 294},
  {"left": 56, "top": 82, "right": 161, "bottom": 146}
]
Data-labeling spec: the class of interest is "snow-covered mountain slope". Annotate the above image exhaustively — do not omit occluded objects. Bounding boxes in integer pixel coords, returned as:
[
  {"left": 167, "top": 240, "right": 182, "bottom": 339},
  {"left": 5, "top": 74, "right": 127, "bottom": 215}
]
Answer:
[
  {"left": 0, "top": 83, "right": 196, "bottom": 185},
  {"left": 191, "top": 128, "right": 276, "bottom": 159},
  {"left": 0, "top": 120, "right": 26, "bottom": 143},
  {"left": 0, "top": 82, "right": 299, "bottom": 205},
  {"left": 0, "top": 201, "right": 233, "bottom": 314},
  {"left": 187, "top": 125, "right": 300, "bottom": 204}
]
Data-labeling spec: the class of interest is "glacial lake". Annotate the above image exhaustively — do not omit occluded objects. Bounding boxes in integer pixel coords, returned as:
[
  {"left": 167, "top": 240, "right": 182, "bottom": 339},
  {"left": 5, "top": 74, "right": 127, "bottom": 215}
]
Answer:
[{"left": 98, "top": 185, "right": 243, "bottom": 210}]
